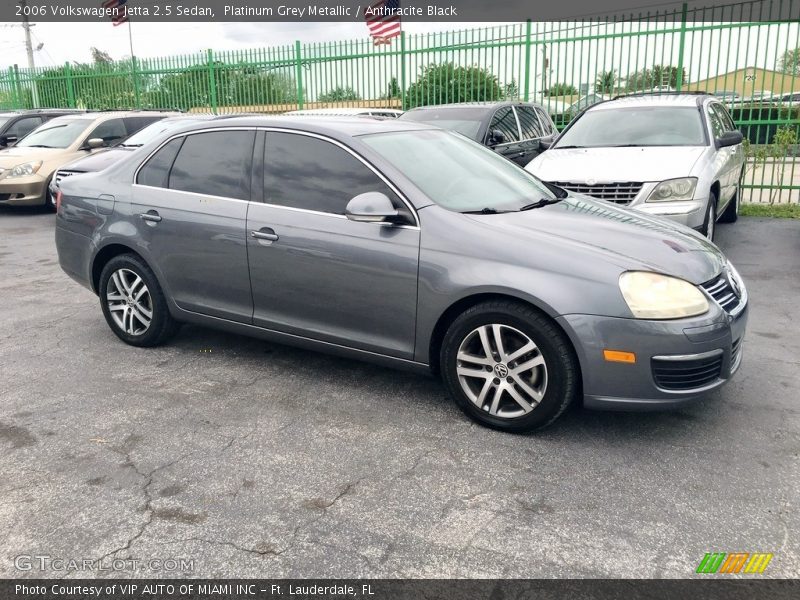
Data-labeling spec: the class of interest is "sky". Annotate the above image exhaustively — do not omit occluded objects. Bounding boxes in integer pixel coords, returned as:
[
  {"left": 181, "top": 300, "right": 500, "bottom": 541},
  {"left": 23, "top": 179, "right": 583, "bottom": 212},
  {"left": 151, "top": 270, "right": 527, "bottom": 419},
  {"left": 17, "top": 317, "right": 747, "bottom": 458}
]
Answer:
[{"left": 0, "top": 21, "right": 469, "bottom": 68}]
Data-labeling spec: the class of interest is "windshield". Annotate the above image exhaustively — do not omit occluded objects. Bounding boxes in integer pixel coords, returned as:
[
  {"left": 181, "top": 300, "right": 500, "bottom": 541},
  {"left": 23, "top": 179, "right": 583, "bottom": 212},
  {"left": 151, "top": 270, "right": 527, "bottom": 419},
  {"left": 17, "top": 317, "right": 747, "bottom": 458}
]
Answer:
[
  {"left": 121, "top": 118, "right": 207, "bottom": 147},
  {"left": 361, "top": 129, "right": 557, "bottom": 213},
  {"left": 400, "top": 107, "right": 486, "bottom": 140},
  {"left": 16, "top": 119, "right": 90, "bottom": 149},
  {"left": 555, "top": 106, "right": 706, "bottom": 148},
  {"left": 0, "top": 117, "right": 11, "bottom": 129}
]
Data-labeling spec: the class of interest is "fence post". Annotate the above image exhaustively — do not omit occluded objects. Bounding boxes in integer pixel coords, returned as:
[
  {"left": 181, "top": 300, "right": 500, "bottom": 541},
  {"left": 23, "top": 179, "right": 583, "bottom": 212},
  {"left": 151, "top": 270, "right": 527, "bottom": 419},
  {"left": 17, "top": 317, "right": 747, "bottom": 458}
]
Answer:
[
  {"left": 523, "top": 19, "right": 532, "bottom": 102},
  {"left": 11, "top": 65, "right": 22, "bottom": 109},
  {"left": 294, "top": 40, "right": 304, "bottom": 109},
  {"left": 131, "top": 56, "right": 141, "bottom": 108},
  {"left": 400, "top": 31, "right": 407, "bottom": 110},
  {"left": 207, "top": 49, "right": 218, "bottom": 114},
  {"left": 64, "top": 62, "right": 76, "bottom": 108},
  {"left": 675, "top": 3, "right": 688, "bottom": 91}
]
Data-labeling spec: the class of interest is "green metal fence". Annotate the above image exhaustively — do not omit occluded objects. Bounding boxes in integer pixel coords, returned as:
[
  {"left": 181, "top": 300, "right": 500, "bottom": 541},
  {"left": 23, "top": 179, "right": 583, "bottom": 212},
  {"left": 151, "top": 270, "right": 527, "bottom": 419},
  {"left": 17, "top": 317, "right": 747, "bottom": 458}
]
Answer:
[{"left": 1, "top": 0, "right": 798, "bottom": 202}]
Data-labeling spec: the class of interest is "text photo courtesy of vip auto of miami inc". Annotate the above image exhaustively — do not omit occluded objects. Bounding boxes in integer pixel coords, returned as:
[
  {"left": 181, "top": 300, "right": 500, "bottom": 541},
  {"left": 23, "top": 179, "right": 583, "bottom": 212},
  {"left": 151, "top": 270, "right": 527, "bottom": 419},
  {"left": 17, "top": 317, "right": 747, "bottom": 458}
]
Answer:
[{"left": 0, "top": 0, "right": 799, "bottom": 598}]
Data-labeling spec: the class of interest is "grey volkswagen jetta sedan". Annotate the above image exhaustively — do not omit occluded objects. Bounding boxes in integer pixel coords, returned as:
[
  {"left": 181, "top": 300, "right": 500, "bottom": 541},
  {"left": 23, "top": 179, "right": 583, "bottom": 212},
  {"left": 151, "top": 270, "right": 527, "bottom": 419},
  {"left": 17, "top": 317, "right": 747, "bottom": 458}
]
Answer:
[{"left": 55, "top": 117, "right": 748, "bottom": 432}]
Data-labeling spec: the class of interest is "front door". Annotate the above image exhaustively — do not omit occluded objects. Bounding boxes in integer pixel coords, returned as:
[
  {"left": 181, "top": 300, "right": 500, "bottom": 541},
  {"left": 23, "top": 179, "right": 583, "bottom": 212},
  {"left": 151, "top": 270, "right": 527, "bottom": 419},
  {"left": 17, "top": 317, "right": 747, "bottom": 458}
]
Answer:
[
  {"left": 486, "top": 106, "right": 527, "bottom": 165},
  {"left": 247, "top": 131, "right": 420, "bottom": 359}
]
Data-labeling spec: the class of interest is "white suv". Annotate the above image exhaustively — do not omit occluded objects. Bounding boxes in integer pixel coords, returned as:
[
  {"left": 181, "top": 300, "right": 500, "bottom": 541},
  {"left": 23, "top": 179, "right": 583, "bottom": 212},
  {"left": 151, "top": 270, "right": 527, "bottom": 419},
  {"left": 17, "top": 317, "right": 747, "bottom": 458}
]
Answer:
[{"left": 526, "top": 94, "right": 745, "bottom": 240}]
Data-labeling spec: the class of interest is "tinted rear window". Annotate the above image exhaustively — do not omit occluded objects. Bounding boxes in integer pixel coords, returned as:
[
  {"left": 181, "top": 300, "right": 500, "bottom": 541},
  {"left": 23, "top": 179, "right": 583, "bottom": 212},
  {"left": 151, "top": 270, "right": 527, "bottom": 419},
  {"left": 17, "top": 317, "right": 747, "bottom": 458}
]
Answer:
[{"left": 137, "top": 137, "right": 183, "bottom": 188}]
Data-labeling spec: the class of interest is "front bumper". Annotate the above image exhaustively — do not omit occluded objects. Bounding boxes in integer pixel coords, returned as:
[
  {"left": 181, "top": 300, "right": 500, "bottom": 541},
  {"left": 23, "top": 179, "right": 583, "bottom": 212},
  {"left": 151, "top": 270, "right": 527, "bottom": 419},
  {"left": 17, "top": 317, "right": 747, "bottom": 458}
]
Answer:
[
  {"left": 0, "top": 174, "right": 48, "bottom": 206},
  {"left": 633, "top": 197, "right": 707, "bottom": 230},
  {"left": 557, "top": 299, "right": 748, "bottom": 410}
]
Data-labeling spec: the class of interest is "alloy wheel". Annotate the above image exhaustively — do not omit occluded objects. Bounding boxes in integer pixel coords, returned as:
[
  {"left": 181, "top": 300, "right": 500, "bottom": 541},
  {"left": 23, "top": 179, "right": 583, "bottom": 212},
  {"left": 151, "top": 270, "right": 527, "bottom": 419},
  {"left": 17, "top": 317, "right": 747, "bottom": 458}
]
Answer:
[
  {"left": 106, "top": 268, "right": 153, "bottom": 336},
  {"left": 455, "top": 324, "right": 548, "bottom": 419}
]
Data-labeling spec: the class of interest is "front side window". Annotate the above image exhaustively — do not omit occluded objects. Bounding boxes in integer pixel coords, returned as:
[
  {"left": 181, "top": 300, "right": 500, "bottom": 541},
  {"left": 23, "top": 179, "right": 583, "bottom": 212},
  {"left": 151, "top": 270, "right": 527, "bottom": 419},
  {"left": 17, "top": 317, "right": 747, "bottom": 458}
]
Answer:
[
  {"left": 707, "top": 107, "right": 725, "bottom": 139},
  {"left": 264, "top": 132, "right": 403, "bottom": 216},
  {"left": 516, "top": 107, "right": 544, "bottom": 140},
  {"left": 361, "top": 129, "right": 557, "bottom": 213},
  {"left": 554, "top": 106, "right": 706, "bottom": 148},
  {"left": 169, "top": 130, "right": 255, "bottom": 200},
  {"left": 86, "top": 119, "right": 127, "bottom": 146},
  {"left": 487, "top": 107, "right": 520, "bottom": 143}
]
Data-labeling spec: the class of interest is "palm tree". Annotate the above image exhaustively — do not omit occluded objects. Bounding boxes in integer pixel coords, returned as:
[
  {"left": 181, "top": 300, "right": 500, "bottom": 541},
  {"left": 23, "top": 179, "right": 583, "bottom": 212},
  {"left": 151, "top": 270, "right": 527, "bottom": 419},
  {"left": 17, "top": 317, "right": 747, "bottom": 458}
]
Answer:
[{"left": 595, "top": 70, "right": 617, "bottom": 94}]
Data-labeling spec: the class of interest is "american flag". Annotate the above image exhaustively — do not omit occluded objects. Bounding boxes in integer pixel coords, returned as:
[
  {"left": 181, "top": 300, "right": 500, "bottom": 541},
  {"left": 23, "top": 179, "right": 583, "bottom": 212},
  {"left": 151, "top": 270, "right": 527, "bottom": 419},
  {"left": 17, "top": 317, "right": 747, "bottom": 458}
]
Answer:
[
  {"left": 364, "top": 0, "right": 401, "bottom": 45},
  {"left": 101, "top": 0, "right": 129, "bottom": 26}
]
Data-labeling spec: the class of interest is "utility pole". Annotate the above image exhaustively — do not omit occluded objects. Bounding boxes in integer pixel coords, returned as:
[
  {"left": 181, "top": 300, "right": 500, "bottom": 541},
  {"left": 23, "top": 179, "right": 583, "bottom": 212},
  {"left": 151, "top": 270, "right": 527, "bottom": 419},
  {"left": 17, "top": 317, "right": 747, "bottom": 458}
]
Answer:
[{"left": 18, "top": 0, "right": 40, "bottom": 107}]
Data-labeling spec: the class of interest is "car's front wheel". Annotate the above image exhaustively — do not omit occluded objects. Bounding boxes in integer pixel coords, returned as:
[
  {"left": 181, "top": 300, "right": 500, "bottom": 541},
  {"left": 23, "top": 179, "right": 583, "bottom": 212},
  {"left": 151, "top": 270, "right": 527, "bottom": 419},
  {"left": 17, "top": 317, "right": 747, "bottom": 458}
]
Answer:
[
  {"left": 99, "top": 254, "right": 180, "bottom": 347},
  {"left": 440, "top": 300, "right": 579, "bottom": 433}
]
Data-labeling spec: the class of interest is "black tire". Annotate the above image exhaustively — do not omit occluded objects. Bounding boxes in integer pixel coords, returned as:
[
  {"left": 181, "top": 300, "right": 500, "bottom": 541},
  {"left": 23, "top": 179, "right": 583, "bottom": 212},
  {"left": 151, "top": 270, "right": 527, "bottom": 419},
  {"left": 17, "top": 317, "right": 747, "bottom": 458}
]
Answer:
[
  {"left": 99, "top": 254, "right": 180, "bottom": 347},
  {"left": 701, "top": 191, "right": 718, "bottom": 241},
  {"left": 45, "top": 182, "right": 56, "bottom": 213},
  {"left": 718, "top": 176, "right": 741, "bottom": 224},
  {"left": 440, "top": 300, "right": 579, "bottom": 433}
]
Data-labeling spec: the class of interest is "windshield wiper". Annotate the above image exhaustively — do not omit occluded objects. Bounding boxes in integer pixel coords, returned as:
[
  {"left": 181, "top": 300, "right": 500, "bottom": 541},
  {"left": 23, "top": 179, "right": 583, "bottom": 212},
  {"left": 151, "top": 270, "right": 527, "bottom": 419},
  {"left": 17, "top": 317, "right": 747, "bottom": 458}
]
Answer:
[
  {"left": 461, "top": 207, "right": 510, "bottom": 214},
  {"left": 519, "top": 198, "right": 564, "bottom": 211},
  {"left": 24, "top": 144, "right": 53, "bottom": 148},
  {"left": 119, "top": 143, "right": 143, "bottom": 148}
]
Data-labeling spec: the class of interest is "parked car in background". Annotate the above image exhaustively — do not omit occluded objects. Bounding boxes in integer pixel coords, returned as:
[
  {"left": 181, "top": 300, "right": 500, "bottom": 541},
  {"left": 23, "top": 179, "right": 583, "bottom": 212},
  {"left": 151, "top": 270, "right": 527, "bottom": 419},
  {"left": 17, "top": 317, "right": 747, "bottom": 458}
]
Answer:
[
  {"left": 50, "top": 115, "right": 218, "bottom": 197},
  {"left": 566, "top": 93, "right": 609, "bottom": 118},
  {"left": 0, "top": 109, "right": 87, "bottom": 149},
  {"left": 526, "top": 93, "right": 745, "bottom": 240},
  {"left": 285, "top": 108, "right": 403, "bottom": 118},
  {"left": 56, "top": 117, "right": 747, "bottom": 433},
  {"left": 399, "top": 101, "right": 557, "bottom": 166},
  {"left": 0, "top": 110, "right": 176, "bottom": 210},
  {"left": 775, "top": 91, "right": 800, "bottom": 107}
]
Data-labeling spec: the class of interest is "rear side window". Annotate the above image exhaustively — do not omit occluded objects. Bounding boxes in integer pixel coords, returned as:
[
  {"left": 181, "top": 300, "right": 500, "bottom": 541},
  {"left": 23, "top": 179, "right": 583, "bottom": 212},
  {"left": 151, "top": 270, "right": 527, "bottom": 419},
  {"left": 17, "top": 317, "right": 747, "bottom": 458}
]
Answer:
[
  {"left": 534, "top": 106, "right": 556, "bottom": 135},
  {"left": 264, "top": 132, "right": 402, "bottom": 216},
  {"left": 487, "top": 107, "right": 520, "bottom": 143},
  {"left": 169, "top": 131, "right": 255, "bottom": 200},
  {"left": 137, "top": 137, "right": 183, "bottom": 188},
  {"left": 516, "top": 107, "right": 544, "bottom": 139}
]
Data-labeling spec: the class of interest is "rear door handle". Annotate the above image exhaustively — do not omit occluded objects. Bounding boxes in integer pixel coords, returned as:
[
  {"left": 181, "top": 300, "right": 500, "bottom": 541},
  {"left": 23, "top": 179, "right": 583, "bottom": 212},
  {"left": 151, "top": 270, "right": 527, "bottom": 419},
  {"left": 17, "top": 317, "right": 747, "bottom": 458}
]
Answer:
[
  {"left": 251, "top": 228, "right": 279, "bottom": 242},
  {"left": 139, "top": 211, "right": 162, "bottom": 223}
]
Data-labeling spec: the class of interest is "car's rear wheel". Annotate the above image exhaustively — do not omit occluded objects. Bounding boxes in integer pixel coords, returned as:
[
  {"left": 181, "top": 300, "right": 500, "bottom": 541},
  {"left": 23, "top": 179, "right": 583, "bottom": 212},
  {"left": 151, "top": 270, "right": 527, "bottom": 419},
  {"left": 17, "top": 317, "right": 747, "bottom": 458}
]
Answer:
[
  {"left": 719, "top": 174, "right": 742, "bottom": 224},
  {"left": 99, "top": 254, "right": 179, "bottom": 347},
  {"left": 701, "top": 192, "right": 717, "bottom": 240},
  {"left": 440, "top": 300, "right": 579, "bottom": 433}
]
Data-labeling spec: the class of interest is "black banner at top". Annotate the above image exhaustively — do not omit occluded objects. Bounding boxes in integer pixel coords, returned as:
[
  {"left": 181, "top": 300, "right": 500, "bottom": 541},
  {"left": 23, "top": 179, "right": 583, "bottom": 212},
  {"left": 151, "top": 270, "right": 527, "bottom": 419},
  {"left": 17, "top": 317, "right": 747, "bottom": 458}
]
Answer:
[{"left": 4, "top": 0, "right": 800, "bottom": 23}]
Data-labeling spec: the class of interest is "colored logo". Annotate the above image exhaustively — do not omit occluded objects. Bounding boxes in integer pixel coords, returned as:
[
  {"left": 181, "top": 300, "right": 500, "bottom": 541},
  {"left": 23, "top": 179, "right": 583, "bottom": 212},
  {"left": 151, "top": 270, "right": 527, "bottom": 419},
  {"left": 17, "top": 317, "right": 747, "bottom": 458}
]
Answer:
[{"left": 696, "top": 552, "right": 773, "bottom": 574}]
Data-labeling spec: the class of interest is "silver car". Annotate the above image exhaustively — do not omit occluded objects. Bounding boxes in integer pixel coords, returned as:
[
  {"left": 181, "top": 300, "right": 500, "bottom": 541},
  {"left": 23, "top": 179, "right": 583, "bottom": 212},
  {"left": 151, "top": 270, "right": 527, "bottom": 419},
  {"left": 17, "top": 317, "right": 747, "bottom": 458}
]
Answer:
[
  {"left": 526, "top": 94, "right": 746, "bottom": 240},
  {"left": 55, "top": 117, "right": 748, "bottom": 433}
]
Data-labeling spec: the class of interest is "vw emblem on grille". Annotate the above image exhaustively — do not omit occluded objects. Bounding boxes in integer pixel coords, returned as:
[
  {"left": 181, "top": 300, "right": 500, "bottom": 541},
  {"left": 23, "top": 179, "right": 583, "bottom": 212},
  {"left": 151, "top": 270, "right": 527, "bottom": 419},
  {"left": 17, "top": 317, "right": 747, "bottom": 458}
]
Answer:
[
  {"left": 494, "top": 363, "right": 509, "bottom": 378},
  {"left": 727, "top": 270, "right": 741, "bottom": 298}
]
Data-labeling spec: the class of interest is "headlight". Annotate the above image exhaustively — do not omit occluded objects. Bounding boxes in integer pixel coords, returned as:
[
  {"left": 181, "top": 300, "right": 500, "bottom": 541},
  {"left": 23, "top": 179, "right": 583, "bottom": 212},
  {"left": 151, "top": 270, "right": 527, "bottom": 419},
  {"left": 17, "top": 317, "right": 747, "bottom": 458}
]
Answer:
[
  {"left": 619, "top": 271, "right": 709, "bottom": 319},
  {"left": 8, "top": 161, "right": 43, "bottom": 178},
  {"left": 646, "top": 177, "right": 697, "bottom": 202}
]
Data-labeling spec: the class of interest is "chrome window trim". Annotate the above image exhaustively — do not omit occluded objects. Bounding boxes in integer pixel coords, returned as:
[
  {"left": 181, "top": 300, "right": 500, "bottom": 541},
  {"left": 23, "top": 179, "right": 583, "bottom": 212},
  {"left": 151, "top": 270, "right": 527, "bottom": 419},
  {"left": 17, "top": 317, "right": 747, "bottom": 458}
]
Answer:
[{"left": 132, "top": 125, "right": 420, "bottom": 228}]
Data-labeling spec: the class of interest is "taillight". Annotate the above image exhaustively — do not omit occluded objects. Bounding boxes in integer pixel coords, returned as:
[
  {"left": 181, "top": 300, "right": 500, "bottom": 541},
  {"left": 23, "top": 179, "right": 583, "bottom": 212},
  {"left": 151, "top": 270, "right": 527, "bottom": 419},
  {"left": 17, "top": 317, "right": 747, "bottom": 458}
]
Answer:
[{"left": 55, "top": 190, "right": 63, "bottom": 212}]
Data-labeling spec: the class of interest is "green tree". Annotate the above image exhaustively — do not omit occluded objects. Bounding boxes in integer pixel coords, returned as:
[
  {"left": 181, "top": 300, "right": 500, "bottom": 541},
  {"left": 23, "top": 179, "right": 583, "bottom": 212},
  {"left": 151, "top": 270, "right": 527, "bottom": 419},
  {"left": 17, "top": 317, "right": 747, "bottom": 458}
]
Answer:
[
  {"left": 384, "top": 77, "right": 401, "bottom": 99},
  {"left": 503, "top": 79, "right": 519, "bottom": 99},
  {"left": 318, "top": 86, "right": 361, "bottom": 102},
  {"left": 778, "top": 48, "right": 800, "bottom": 75},
  {"left": 595, "top": 70, "right": 617, "bottom": 94},
  {"left": 626, "top": 65, "right": 687, "bottom": 91},
  {"left": 546, "top": 83, "right": 578, "bottom": 96},
  {"left": 404, "top": 62, "right": 503, "bottom": 108}
]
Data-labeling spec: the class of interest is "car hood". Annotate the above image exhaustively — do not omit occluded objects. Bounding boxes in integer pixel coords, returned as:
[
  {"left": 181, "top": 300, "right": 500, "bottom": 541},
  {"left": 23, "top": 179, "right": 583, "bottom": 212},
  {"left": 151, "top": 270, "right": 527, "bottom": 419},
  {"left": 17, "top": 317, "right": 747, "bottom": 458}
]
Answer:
[
  {"left": 526, "top": 146, "right": 707, "bottom": 182},
  {"left": 59, "top": 148, "right": 132, "bottom": 173},
  {"left": 0, "top": 146, "right": 71, "bottom": 168},
  {"left": 465, "top": 195, "right": 725, "bottom": 284}
]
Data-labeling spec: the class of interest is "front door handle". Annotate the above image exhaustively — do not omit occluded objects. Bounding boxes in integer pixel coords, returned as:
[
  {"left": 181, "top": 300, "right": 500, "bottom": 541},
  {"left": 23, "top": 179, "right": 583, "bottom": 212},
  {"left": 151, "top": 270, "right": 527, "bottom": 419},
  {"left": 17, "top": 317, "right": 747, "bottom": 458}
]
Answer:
[
  {"left": 251, "top": 228, "right": 279, "bottom": 242},
  {"left": 139, "top": 211, "right": 162, "bottom": 223}
]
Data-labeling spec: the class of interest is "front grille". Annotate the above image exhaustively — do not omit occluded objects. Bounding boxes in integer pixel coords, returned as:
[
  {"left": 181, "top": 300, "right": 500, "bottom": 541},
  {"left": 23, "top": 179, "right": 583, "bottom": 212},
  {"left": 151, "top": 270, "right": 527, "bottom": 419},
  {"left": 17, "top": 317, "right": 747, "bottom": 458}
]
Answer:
[
  {"left": 652, "top": 352, "right": 724, "bottom": 391},
  {"left": 54, "top": 170, "right": 81, "bottom": 187},
  {"left": 549, "top": 181, "right": 643, "bottom": 204},
  {"left": 701, "top": 273, "right": 742, "bottom": 314}
]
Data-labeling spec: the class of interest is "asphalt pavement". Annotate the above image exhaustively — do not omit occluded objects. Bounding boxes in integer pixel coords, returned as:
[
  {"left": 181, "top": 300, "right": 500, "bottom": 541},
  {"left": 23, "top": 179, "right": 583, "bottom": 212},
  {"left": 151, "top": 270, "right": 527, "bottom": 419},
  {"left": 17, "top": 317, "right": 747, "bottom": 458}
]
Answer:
[{"left": 0, "top": 207, "right": 798, "bottom": 578}]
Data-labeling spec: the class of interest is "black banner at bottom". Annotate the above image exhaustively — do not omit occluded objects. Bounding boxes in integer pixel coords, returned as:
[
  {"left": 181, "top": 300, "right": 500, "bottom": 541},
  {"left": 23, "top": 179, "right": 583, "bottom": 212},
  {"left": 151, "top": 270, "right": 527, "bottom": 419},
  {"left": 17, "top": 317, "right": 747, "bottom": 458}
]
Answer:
[{"left": 2, "top": 579, "right": 799, "bottom": 600}]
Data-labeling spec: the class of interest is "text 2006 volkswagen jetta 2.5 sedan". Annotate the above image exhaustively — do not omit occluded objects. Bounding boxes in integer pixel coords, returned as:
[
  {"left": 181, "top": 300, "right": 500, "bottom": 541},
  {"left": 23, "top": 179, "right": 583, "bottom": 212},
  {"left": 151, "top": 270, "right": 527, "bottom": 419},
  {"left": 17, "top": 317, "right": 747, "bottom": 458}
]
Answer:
[{"left": 55, "top": 117, "right": 748, "bottom": 433}]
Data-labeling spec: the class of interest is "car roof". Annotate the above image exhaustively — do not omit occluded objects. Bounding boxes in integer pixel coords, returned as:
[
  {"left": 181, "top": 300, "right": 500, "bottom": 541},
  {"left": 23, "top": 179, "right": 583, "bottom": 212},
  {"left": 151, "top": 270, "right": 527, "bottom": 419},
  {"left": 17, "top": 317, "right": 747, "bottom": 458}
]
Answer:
[
  {"left": 587, "top": 93, "right": 713, "bottom": 111},
  {"left": 45, "top": 111, "right": 179, "bottom": 124},
  {"left": 285, "top": 108, "right": 403, "bottom": 116},
  {"left": 165, "top": 115, "right": 437, "bottom": 138},
  {"left": 405, "top": 101, "right": 543, "bottom": 112}
]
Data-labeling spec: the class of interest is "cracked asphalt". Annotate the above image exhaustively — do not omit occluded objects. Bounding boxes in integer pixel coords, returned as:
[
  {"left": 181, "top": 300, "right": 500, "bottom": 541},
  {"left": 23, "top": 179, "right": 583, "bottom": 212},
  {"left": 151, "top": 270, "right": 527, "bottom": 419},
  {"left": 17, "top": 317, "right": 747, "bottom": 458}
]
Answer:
[{"left": 0, "top": 207, "right": 798, "bottom": 579}]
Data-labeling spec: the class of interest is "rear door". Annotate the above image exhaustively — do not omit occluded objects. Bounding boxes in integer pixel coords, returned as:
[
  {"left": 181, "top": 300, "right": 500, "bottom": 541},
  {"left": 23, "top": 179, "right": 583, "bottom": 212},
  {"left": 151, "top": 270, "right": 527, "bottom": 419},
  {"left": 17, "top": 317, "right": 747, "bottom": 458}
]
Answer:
[
  {"left": 246, "top": 130, "right": 420, "bottom": 359},
  {"left": 485, "top": 107, "right": 525, "bottom": 164},
  {"left": 131, "top": 129, "right": 256, "bottom": 322}
]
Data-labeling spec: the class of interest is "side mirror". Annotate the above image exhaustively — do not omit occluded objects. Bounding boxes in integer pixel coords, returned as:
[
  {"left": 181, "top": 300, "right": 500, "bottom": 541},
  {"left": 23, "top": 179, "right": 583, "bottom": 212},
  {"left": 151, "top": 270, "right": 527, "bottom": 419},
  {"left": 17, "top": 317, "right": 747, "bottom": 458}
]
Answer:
[
  {"left": 489, "top": 129, "right": 506, "bottom": 146},
  {"left": 84, "top": 138, "right": 105, "bottom": 150},
  {"left": 345, "top": 192, "right": 399, "bottom": 223},
  {"left": 0, "top": 135, "right": 7, "bottom": 147},
  {"left": 716, "top": 130, "right": 743, "bottom": 149},
  {"left": 539, "top": 135, "right": 555, "bottom": 151}
]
